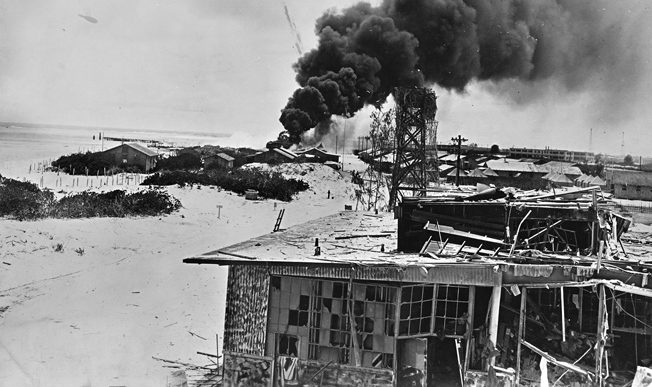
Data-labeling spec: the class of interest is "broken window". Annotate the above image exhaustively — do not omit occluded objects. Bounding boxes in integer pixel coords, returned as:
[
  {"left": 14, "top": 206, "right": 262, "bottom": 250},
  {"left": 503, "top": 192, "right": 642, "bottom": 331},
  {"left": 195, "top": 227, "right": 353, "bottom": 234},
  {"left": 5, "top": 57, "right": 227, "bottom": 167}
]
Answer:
[
  {"left": 267, "top": 276, "right": 397, "bottom": 369},
  {"left": 398, "top": 284, "right": 470, "bottom": 338},
  {"left": 278, "top": 334, "right": 298, "bottom": 357}
]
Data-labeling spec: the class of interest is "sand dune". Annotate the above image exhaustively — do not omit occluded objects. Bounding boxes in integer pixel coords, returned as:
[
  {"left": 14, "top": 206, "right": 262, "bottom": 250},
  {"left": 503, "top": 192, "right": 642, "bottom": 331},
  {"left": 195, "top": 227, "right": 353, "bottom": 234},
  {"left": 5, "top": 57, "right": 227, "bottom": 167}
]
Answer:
[{"left": 0, "top": 163, "right": 357, "bottom": 386}]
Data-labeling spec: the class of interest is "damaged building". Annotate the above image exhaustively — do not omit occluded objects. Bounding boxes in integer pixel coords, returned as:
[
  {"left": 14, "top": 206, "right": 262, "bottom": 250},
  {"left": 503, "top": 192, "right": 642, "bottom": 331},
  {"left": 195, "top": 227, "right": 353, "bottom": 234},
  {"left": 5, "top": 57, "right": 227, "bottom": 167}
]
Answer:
[{"left": 184, "top": 187, "right": 652, "bottom": 386}]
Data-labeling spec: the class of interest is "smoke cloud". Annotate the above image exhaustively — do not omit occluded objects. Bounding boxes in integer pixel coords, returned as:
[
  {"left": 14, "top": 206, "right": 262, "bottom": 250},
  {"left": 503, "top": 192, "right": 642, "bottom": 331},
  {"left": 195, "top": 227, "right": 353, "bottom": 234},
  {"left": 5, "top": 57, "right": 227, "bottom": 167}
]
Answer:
[{"left": 279, "top": 0, "right": 647, "bottom": 144}]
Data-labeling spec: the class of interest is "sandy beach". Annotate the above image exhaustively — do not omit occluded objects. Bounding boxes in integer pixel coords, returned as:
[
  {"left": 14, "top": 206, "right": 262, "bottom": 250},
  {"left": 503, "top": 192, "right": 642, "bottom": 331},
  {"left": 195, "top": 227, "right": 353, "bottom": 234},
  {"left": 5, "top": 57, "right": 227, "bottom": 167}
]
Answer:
[{"left": 0, "top": 141, "right": 360, "bottom": 386}]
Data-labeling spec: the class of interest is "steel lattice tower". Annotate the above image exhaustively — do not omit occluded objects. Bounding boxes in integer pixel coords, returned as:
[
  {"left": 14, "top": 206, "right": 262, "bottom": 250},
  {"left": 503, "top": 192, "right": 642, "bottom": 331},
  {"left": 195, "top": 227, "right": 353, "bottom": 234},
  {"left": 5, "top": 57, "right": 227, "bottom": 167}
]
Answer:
[{"left": 388, "top": 87, "right": 438, "bottom": 209}]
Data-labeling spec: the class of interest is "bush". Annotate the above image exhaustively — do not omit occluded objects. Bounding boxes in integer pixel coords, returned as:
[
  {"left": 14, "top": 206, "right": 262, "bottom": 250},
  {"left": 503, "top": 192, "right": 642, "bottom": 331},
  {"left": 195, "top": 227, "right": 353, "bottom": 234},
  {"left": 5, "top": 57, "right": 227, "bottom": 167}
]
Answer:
[
  {"left": 0, "top": 175, "right": 181, "bottom": 220},
  {"left": 154, "top": 150, "right": 202, "bottom": 171},
  {"left": 51, "top": 152, "right": 116, "bottom": 175},
  {"left": 142, "top": 168, "right": 309, "bottom": 201},
  {"left": 142, "top": 170, "right": 212, "bottom": 186},
  {"left": 51, "top": 189, "right": 180, "bottom": 218},
  {"left": 0, "top": 175, "right": 54, "bottom": 220}
]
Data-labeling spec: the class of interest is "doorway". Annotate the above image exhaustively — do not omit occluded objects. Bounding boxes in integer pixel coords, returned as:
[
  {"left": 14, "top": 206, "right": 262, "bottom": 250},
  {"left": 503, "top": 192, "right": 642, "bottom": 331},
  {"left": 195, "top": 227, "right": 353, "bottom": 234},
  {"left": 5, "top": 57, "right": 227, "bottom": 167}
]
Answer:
[{"left": 397, "top": 337, "right": 464, "bottom": 387}]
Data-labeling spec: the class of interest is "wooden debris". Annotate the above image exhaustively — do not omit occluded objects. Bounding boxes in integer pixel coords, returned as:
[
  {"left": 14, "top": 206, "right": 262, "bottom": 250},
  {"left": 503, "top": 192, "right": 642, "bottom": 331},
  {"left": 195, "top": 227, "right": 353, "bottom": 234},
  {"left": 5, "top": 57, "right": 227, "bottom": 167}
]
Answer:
[{"left": 520, "top": 340, "right": 593, "bottom": 378}]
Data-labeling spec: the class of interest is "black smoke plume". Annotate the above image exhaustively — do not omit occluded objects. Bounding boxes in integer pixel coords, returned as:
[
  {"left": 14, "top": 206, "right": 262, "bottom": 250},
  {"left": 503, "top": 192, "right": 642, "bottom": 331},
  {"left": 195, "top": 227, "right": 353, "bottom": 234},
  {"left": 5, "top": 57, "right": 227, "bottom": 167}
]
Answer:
[{"left": 279, "top": 0, "right": 644, "bottom": 144}]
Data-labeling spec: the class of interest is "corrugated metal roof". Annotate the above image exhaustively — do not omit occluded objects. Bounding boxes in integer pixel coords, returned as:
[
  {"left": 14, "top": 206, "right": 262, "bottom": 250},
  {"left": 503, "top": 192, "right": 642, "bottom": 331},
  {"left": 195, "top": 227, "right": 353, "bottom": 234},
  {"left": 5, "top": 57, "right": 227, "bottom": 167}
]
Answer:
[
  {"left": 183, "top": 206, "right": 652, "bottom": 290},
  {"left": 103, "top": 142, "right": 158, "bottom": 157},
  {"left": 272, "top": 147, "right": 297, "bottom": 159},
  {"left": 440, "top": 154, "right": 466, "bottom": 162},
  {"left": 482, "top": 167, "right": 499, "bottom": 176},
  {"left": 296, "top": 147, "right": 338, "bottom": 157},
  {"left": 215, "top": 152, "right": 235, "bottom": 161},
  {"left": 610, "top": 171, "right": 652, "bottom": 186},
  {"left": 542, "top": 172, "right": 573, "bottom": 184},
  {"left": 537, "top": 161, "right": 582, "bottom": 176},
  {"left": 467, "top": 168, "right": 488, "bottom": 178},
  {"left": 586, "top": 176, "right": 606, "bottom": 186},
  {"left": 485, "top": 159, "right": 540, "bottom": 173},
  {"left": 126, "top": 143, "right": 158, "bottom": 157}
]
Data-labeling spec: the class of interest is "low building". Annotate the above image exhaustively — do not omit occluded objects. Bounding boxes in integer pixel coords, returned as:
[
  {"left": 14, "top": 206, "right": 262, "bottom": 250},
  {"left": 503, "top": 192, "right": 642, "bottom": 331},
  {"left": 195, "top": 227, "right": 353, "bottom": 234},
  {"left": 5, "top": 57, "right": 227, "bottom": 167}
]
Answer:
[
  {"left": 205, "top": 152, "right": 234, "bottom": 169},
  {"left": 606, "top": 170, "right": 652, "bottom": 200},
  {"left": 536, "top": 161, "right": 583, "bottom": 180},
  {"left": 576, "top": 174, "right": 607, "bottom": 189},
  {"left": 542, "top": 172, "right": 574, "bottom": 187},
  {"left": 481, "top": 159, "right": 546, "bottom": 189},
  {"left": 184, "top": 197, "right": 649, "bottom": 387},
  {"left": 508, "top": 147, "right": 594, "bottom": 163},
  {"left": 102, "top": 143, "right": 158, "bottom": 172},
  {"left": 247, "top": 148, "right": 298, "bottom": 164},
  {"left": 296, "top": 146, "right": 340, "bottom": 164}
]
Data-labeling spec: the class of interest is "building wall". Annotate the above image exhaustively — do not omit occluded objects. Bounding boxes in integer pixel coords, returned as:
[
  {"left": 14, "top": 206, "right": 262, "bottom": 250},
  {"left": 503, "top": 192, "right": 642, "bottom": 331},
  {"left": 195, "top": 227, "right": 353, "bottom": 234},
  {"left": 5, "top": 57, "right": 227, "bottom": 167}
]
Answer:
[
  {"left": 613, "top": 183, "right": 652, "bottom": 200},
  {"left": 104, "top": 145, "right": 156, "bottom": 172},
  {"left": 302, "top": 149, "right": 340, "bottom": 163},
  {"left": 296, "top": 360, "right": 393, "bottom": 386},
  {"left": 218, "top": 158, "right": 234, "bottom": 169},
  {"left": 223, "top": 265, "right": 270, "bottom": 355},
  {"left": 206, "top": 157, "right": 233, "bottom": 169}
]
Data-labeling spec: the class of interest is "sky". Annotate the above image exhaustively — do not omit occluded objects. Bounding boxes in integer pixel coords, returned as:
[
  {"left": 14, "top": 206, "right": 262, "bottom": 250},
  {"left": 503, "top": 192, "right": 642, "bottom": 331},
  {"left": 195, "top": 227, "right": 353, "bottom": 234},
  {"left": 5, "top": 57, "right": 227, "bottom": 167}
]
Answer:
[{"left": 0, "top": 0, "right": 651, "bottom": 155}]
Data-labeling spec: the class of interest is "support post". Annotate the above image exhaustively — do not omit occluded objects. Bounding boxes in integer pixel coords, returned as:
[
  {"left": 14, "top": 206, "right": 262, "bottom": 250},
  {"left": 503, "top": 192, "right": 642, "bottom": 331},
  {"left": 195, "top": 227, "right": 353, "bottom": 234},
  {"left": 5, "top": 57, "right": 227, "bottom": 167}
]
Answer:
[
  {"left": 595, "top": 284, "right": 606, "bottom": 386},
  {"left": 393, "top": 286, "right": 401, "bottom": 385},
  {"left": 516, "top": 287, "right": 527, "bottom": 385},
  {"left": 464, "top": 286, "right": 476, "bottom": 374},
  {"left": 561, "top": 287, "right": 566, "bottom": 342},
  {"left": 591, "top": 190, "right": 597, "bottom": 254},
  {"left": 347, "top": 273, "right": 361, "bottom": 367},
  {"left": 488, "top": 286, "right": 502, "bottom": 368}
]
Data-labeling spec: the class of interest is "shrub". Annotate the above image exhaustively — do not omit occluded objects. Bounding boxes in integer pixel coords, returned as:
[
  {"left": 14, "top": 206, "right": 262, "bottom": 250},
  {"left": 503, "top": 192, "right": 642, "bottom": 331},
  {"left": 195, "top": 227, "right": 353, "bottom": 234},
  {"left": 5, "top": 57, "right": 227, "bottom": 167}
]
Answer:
[
  {"left": 154, "top": 150, "right": 202, "bottom": 171},
  {"left": 0, "top": 175, "right": 181, "bottom": 220},
  {"left": 51, "top": 152, "right": 116, "bottom": 175},
  {"left": 0, "top": 176, "right": 54, "bottom": 220},
  {"left": 142, "top": 170, "right": 212, "bottom": 186},
  {"left": 142, "top": 168, "right": 309, "bottom": 201},
  {"left": 51, "top": 189, "right": 180, "bottom": 218}
]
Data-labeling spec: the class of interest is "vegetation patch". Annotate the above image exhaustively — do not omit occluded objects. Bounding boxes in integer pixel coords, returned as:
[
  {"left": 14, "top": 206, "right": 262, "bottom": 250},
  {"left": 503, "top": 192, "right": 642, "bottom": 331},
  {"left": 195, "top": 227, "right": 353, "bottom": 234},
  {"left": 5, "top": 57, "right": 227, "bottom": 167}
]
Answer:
[
  {"left": 51, "top": 151, "right": 142, "bottom": 175},
  {"left": 154, "top": 150, "right": 202, "bottom": 172},
  {"left": 143, "top": 168, "right": 309, "bottom": 201},
  {"left": 0, "top": 175, "right": 181, "bottom": 220},
  {"left": 0, "top": 177, "right": 54, "bottom": 220}
]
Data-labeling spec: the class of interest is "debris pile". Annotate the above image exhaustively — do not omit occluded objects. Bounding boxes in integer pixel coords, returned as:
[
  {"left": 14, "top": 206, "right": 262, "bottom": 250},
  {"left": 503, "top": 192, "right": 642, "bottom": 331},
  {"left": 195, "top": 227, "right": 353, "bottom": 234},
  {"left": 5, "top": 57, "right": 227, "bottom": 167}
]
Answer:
[{"left": 397, "top": 186, "right": 651, "bottom": 385}]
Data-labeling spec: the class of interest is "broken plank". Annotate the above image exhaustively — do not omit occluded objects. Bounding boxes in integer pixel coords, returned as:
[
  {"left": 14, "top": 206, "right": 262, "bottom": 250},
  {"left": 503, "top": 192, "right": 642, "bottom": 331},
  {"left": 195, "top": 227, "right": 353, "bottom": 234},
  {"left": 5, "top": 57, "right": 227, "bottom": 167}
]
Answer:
[
  {"left": 520, "top": 340, "right": 594, "bottom": 377},
  {"left": 334, "top": 234, "right": 390, "bottom": 240}
]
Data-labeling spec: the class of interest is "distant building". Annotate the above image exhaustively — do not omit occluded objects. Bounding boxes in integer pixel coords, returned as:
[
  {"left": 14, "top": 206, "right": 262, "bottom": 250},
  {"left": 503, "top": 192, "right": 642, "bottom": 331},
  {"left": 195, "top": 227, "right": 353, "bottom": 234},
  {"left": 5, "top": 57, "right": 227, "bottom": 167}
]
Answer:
[
  {"left": 542, "top": 172, "right": 574, "bottom": 187},
  {"left": 103, "top": 143, "right": 158, "bottom": 172},
  {"left": 247, "top": 148, "right": 298, "bottom": 164},
  {"left": 575, "top": 174, "right": 606, "bottom": 189},
  {"left": 536, "top": 161, "right": 582, "bottom": 180},
  {"left": 507, "top": 147, "right": 594, "bottom": 163},
  {"left": 606, "top": 170, "right": 652, "bottom": 200},
  {"left": 295, "top": 146, "right": 340, "bottom": 164},
  {"left": 480, "top": 159, "right": 546, "bottom": 189},
  {"left": 205, "top": 152, "right": 235, "bottom": 169},
  {"left": 435, "top": 144, "right": 593, "bottom": 163}
]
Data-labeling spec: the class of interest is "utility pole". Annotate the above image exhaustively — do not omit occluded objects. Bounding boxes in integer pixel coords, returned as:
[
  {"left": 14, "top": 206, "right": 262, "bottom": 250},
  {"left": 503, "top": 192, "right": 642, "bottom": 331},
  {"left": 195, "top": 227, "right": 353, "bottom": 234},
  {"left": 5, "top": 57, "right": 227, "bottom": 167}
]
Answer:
[{"left": 451, "top": 135, "right": 468, "bottom": 186}]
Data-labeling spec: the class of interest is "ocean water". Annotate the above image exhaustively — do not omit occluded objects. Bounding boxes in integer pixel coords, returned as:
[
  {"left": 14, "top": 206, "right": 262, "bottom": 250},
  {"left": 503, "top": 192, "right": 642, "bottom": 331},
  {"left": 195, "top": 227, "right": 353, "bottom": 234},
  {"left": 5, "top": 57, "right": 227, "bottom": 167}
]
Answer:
[{"left": 0, "top": 124, "right": 231, "bottom": 174}]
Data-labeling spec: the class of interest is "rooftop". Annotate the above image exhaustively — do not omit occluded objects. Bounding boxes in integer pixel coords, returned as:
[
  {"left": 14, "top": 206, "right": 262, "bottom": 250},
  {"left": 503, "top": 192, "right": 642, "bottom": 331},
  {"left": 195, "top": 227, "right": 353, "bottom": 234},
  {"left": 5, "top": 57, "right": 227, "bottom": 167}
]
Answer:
[
  {"left": 215, "top": 152, "right": 234, "bottom": 161},
  {"left": 104, "top": 142, "right": 159, "bottom": 157},
  {"left": 609, "top": 170, "right": 652, "bottom": 186},
  {"left": 485, "top": 159, "right": 540, "bottom": 173}
]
